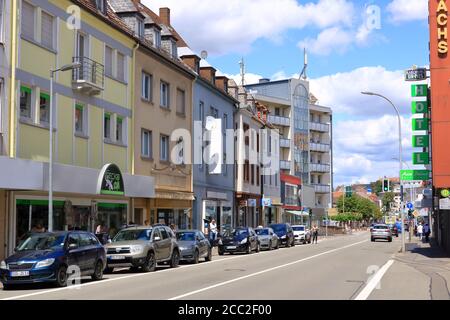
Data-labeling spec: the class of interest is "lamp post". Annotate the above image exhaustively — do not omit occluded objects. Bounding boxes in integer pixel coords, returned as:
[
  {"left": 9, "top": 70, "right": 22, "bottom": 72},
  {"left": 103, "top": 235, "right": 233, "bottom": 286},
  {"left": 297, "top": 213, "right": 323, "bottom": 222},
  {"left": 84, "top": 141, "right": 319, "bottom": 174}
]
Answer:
[
  {"left": 48, "top": 62, "right": 81, "bottom": 231},
  {"left": 362, "top": 92, "right": 405, "bottom": 253}
]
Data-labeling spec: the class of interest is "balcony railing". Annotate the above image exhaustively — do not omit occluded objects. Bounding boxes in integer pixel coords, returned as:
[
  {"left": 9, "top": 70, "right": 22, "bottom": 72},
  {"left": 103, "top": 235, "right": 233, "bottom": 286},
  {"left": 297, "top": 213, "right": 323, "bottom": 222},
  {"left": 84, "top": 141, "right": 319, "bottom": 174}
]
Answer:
[
  {"left": 268, "top": 115, "right": 290, "bottom": 127},
  {"left": 72, "top": 56, "right": 105, "bottom": 95},
  {"left": 312, "top": 184, "right": 331, "bottom": 193},
  {"left": 280, "top": 160, "right": 291, "bottom": 170},
  {"left": 309, "top": 122, "right": 329, "bottom": 132},
  {"left": 280, "top": 138, "right": 290, "bottom": 148},
  {"left": 310, "top": 142, "right": 330, "bottom": 153},
  {"left": 310, "top": 163, "right": 330, "bottom": 173}
]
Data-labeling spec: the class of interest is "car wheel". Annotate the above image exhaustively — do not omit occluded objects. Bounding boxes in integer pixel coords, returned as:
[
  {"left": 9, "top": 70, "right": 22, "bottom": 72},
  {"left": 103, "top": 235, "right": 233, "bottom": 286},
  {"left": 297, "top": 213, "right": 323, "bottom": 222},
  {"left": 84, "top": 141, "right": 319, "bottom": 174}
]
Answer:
[
  {"left": 2, "top": 284, "right": 15, "bottom": 291},
  {"left": 218, "top": 247, "right": 224, "bottom": 256},
  {"left": 247, "top": 244, "right": 252, "bottom": 254},
  {"left": 275, "top": 241, "right": 279, "bottom": 249},
  {"left": 91, "top": 260, "right": 104, "bottom": 281},
  {"left": 205, "top": 248, "right": 212, "bottom": 261},
  {"left": 268, "top": 241, "right": 272, "bottom": 250},
  {"left": 192, "top": 249, "right": 200, "bottom": 264},
  {"left": 104, "top": 267, "right": 114, "bottom": 274},
  {"left": 371, "top": 237, "right": 375, "bottom": 242},
  {"left": 388, "top": 238, "right": 392, "bottom": 242},
  {"left": 256, "top": 243, "right": 260, "bottom": 253},
  {"left": 291, "top": 239, "right": 296, "bottom": 247},
  {"left": 170, "top": 250, "right": 180, "bottom": 268},
  {"left": 55, "top": 265, "right": 68, "bottom": 288},
  {"left": 142, "top": 251, "right": 156, "bottom": 272}
]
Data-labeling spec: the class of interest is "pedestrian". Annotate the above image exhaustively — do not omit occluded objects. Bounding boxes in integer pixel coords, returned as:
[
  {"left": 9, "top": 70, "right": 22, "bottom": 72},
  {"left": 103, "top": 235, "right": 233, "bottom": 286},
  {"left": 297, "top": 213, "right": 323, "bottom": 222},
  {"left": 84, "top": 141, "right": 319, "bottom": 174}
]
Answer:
[
  {"left": 31, "top": 221, "right": 46, "bottom": 233},
  {"left": 312, "top": 225, "right": 319, "bottom": 244},
  {"left": 170, "top": 223, "right": 177, "bottom": 232},
  {"left": 95, "top": 221, "right": 107, "bottom": 234},
  {"left": 209, "top": 219, "right": 218, "bottom": 245},
  {"left": 423, "top": 223, "right": 430, "bottom": 242},
  {"left": 417, "top": 223, "right": 423, "bottom": 241}
]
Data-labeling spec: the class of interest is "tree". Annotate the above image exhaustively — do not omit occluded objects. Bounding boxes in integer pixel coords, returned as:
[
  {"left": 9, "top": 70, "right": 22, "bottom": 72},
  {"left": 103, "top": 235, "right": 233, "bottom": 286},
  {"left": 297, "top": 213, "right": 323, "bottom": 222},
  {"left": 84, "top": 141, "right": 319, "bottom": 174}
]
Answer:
[
  {"left": 382, "top": 192, "right": 395, "bottom": 212},
  {"left": 335, "top": 195, "right": 380, "bottom": 223},
  {"left": 371, "top": 180, "right": 382, "bottom": 196}
]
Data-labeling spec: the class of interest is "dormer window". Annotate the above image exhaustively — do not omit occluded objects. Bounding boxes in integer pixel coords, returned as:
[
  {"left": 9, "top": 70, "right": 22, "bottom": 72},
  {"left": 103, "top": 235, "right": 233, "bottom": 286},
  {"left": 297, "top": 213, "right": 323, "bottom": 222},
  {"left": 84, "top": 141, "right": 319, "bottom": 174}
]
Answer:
[
  {"left": 154, "top": 29, "right": 161, "bottom": 48},
  {"left": 137, "top": 19, "right": 144, "bottom": 39},
  {"left": 96, "top": 0, "right": 106, "bottom": 14},
  {"left": 171, "top": 40, "right": 177, "bottom": 59}
]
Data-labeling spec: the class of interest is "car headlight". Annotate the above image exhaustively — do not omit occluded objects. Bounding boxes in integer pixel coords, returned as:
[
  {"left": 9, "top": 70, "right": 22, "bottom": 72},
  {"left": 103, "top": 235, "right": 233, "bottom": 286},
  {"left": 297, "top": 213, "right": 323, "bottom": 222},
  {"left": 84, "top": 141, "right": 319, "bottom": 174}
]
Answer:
[
  {"left": 35, "top": 258, "right": 55, "bottom": 269},
  {"left": 240, "top": 238, "right": 248, "bottom": 244},
  {"left": 0, "top": 261, "right": 8, "bottom": 270},
  {"left": 281, "top": 235, "right": 286, "bottom": 239},
  {"left": 218, "top": 239, "right": 223, "bottom": 245},
  {"left": 130, "top": 246, "right": 144, "bottom": 254}
]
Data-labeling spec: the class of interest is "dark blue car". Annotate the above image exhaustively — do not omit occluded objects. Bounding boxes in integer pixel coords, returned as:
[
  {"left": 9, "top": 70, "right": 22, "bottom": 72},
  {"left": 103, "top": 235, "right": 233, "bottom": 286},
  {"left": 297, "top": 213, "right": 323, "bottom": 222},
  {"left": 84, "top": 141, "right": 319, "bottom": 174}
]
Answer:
[
  {"left": 217, "top": 227, "right": 260, "bottom": 255},
  {"left": 0, "top": 231, "right": 106, "bottom": 290},
  {"left": 269, "top": 223, "right": 295, "bottom": 248}
]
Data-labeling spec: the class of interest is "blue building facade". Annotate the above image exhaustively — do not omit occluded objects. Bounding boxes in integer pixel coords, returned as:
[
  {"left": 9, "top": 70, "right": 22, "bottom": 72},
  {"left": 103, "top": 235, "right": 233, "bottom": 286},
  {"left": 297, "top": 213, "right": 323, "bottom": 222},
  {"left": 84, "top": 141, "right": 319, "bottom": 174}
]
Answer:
[{"left": 192, "top": 77, "right": 237, "bottom": 233}]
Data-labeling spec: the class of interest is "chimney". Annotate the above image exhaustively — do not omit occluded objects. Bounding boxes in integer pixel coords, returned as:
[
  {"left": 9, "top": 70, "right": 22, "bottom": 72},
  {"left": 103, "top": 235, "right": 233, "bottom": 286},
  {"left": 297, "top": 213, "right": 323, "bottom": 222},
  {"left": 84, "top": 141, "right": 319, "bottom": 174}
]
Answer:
[
  {"left": 180, "top": 55, "right": 200, "bottom": 73},
  {"left": 199, "top": 67, "right": 216, "bottom": 84},
  {"left": 215, "top": 76, "right": 229, "bottom": 93},
  {"left": 159, "top": 7, "right": 171, "bottom": 26}
]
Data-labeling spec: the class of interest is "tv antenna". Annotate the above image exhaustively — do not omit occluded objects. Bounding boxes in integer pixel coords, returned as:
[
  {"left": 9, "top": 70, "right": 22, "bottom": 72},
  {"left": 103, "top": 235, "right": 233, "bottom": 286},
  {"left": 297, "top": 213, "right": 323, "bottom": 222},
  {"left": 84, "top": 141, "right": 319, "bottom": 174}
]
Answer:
[
  {"left": 200, "top": 50, "right": 208, "bottom": 60},
  {"left": 299, "top": 48, "right": 308, "bottom": 80},
  {"left": 239, "top": 57, "right": 245, "bottom": 86}
]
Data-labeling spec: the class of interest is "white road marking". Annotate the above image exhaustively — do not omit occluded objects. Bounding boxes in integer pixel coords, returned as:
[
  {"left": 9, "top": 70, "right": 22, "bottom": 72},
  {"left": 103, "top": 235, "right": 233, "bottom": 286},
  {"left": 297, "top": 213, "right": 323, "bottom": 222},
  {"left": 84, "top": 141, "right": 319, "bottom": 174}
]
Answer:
[
  {"left": 1, "top": 234, "right": 368, "bottom": 300},
  {"left": 354, "top": 259, "right": 395, "bottom": 300},
  {"left": 168, "top": 239, "right": 369, "bottom": 300}
]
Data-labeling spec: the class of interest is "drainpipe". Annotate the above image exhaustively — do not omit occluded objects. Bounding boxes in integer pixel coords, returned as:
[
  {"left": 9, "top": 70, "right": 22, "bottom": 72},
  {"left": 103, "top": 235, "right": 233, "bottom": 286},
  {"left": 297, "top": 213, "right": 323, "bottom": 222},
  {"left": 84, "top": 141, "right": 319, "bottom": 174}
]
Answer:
[
  {"left": 130, "top": 41, "right": 139, "bottom": 175},
  {"left": 8, "top": 0, "right": 18, "bottom": 158}
]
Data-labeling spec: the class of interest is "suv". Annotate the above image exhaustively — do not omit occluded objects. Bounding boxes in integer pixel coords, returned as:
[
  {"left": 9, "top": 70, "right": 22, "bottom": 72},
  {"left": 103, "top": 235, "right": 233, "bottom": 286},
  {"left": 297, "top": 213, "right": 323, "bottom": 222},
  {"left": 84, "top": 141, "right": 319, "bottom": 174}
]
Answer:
[
  {"left": 104, "top": 225, "right": 180, "bottom": 273},
  {"left": 269, "top": 223, "right": 295, "bottom": 247},
  {"left": 292, "top": 225, "right": 311, "bottom": 244},
  {"left": 371, "top": 224, "right": 393, "bottom": 242}
]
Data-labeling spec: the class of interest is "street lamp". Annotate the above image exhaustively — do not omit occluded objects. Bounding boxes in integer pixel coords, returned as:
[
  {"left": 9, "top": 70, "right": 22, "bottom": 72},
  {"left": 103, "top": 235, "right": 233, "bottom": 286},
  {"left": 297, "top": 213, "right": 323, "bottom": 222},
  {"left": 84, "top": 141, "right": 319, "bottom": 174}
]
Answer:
[
  {"left": 361, "top": 91, "right": 405, "bottom": 253},
  {"left": 48, "top": 62, "right": 81, "bottom": 231}
]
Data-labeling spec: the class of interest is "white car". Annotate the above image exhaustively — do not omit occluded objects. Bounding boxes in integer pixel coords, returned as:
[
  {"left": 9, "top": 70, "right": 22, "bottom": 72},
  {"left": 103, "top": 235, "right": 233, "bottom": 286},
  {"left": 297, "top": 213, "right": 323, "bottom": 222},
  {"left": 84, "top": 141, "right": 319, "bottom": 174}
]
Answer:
[{"left": 292, "top": 225, "right": 311, "bottom": 244}]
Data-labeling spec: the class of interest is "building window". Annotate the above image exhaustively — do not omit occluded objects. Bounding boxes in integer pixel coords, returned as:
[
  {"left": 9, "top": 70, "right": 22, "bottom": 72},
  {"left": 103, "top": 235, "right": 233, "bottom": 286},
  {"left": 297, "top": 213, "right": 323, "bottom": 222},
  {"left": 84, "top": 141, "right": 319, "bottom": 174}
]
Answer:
[
  {"left": 199, "top": 101, "right": 205, "bottom": 124},
  {"left": 275, "top": 108, "right": 280, "bottom": 116},
  {"left": 40, "top": 11, "right": 54, "bottom": 49},
  {"left": 243, "top": 123, "right": 249, "bottom": 146},
  {"left": 160, "top": 81, "right": 170, "bottom": 108},
  {"left": 116, "top": 117, "right": 123, "bottom": 143},
  {"left": 244, "top": 161, "right": 250, "bottom": 182},
  {"left": 104, "top": 113, "right": 111, "bottom": 139},
  {"left": 75, "top": 103, "right": 85, "bottom": 134},
  {"left": 21, "top": 1, "right": 35, "bottom": 40},
  {"left": 96, "top": 0, "right": 106, "bottom": 14},
  {"left": 39, "top": 92, "right": 50, "bottom": 125},
  {"left": 160, "top": 135, "right": 169, "bottom": 161},
  {"left": 116, "top": 52, "right": 125, "bottom": 82},
  {"left": 20, "top": 86, "right": 32, "bottom": 119},
  {"left": 176, "top": 89, "right": 185, "bottom": 115},
  {"left": 141, "top": 129, "right": 152, "bottom": 158},
  {"left": 137, "top": 19, "right": 144, "bottom": 39},
  {"left": 210, "top": 107, "right": 218, "bottom": 118},
  {"left": 251, "top": 164, "right": 255, "bottom": 185},
  {"left": 105, "top": 46, "right": 113, "bottom": 77},
  {"left": 256, "top": 166, "right": 260, "bottom": 186},
  {"left": 154, "top": 29, "right": 161, "bottom": 48},
  {"left": 141, "top": 72, "right": 152, "bottom": 101}
]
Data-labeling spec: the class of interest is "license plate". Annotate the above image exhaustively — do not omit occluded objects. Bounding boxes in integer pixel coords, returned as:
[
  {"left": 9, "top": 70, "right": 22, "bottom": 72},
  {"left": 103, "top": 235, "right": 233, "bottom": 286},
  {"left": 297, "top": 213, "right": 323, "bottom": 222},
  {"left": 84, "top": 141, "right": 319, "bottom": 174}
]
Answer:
[
  {"left": 11, "top": 271, "right": 29, "bottom": 277},
  {"left": 226, "top": 246, "right": 237, "bottom": 250},
  {"left": 109, "top": 255, "right": 126, "bottom": 260}
]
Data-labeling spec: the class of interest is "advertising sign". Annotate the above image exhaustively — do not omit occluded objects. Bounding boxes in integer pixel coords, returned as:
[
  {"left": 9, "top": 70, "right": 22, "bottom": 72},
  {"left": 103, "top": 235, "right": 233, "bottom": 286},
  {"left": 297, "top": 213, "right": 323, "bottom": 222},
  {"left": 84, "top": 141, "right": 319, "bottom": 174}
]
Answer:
[
  {"left": 400, "top": 170, "right": 430, "bottom": 181},
  {"left": 97, "top": 164, "right": 124, "bottom": 196}
]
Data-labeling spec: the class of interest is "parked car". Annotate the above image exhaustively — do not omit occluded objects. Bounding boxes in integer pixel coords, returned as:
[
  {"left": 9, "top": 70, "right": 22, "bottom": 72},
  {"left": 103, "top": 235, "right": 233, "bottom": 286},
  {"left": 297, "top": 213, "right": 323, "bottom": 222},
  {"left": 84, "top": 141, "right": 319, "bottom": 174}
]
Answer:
[
  {"left": 104, "top": 225, "right": 180, "bottom": 273},
  {"left": 0, "top": 231, "right": 106, "bottom": 290},
  {"left": 292, "top": 225, "right": 311, "bottom": 244},
  {"left": 255, "top": 227, "right": 279, "bottom": 250},
  {"left": 388, "top": 224, "right": 399, "bottom": 237},
  {"left": 218, "top": 227, "right": 260, "bottom": 255},
  {"left": 269, "top": 223, "right": 295, "bottom": 247},
  {"left": 176, "top": 230, "right": 212, "bottom": 264},
  {"left": 371, "top": 224, "right": 393, "bottom": 242}
]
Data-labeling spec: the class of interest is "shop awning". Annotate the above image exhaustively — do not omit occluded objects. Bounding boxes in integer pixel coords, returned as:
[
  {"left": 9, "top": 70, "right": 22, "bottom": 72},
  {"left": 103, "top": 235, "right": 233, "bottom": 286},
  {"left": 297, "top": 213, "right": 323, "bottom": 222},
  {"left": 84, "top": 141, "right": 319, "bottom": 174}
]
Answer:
[{"left": 286, "top": 210, "right": 310, "bottom": 217}]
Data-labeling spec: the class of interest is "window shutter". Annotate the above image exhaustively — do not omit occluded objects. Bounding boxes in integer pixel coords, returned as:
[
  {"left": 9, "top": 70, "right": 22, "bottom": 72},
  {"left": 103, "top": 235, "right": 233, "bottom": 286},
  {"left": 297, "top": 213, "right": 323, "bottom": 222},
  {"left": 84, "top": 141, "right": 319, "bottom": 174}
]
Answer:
[
  {"left": 21, "top": 1, "right": 35, "bottom": 40},
  {"left": 41, "top": 11, "right": 53, "bottom": 49}
]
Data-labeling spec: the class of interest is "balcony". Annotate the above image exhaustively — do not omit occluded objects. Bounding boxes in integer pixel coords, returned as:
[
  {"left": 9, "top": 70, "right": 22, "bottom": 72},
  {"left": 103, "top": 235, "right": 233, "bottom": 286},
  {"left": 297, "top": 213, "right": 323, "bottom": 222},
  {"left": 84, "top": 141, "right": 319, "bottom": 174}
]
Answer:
[
  {"left": 310, "top": 163, "right": 330, "bottom": 173},
  {"left": 309, "top": 122, "right": 329, "bottom": 132},
  {"left": 72, "top": 56, "right": 105, "bottom": 95},
  {"left": 280, "top": 138, "right": 290, "bottom": 148},
  {"left": 313, "top": 184, "right": 331, "bottom": 194},
  {"left": 310, "top": 142, "right": 330, "bottom": 153},
  {"left": 280, "top": 160, "right": 291, "bottom": 170},
  {"left": 268, "top": 115, "right": 290, "bottom": 127}
]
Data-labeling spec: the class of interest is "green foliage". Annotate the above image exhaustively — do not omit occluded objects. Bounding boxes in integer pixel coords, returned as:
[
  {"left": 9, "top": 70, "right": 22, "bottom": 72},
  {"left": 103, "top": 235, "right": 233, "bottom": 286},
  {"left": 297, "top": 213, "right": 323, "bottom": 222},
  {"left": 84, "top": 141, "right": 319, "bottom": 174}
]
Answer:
[
  {"left": 335, "top": 195, "right": 380, "bottom": 222},
  {"left": 382, "top": 192, "right": 395, "bottom": 211},
  {"left": 371, "top": 180, "right": 382, "bottom": 196}
]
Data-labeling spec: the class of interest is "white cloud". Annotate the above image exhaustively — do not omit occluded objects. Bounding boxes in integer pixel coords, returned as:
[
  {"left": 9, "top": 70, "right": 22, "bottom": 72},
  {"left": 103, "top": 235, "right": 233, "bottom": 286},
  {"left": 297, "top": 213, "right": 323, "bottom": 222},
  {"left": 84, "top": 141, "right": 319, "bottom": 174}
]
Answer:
[
  {"left": 309, "top": 66, "right": 413, "bottom": 117},
  {"left": 386, "top": 0, "right": 428, "bottom": 23},
  {"left": 142, "top": 0, "right": 355, "bottom": 55},
  {"left": 298, "top": 27, "right": 354, "bottom": 56}
]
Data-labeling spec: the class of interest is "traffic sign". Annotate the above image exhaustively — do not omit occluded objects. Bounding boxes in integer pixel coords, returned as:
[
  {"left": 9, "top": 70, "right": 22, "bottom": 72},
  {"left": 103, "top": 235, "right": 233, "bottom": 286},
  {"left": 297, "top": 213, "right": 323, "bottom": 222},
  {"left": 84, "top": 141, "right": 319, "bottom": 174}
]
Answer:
[
  {"left": 405, "top": 68, "right": 427, "bottom": 81},
  {"left": 407, "top": 202, "right": 414, "bottom": 210}
]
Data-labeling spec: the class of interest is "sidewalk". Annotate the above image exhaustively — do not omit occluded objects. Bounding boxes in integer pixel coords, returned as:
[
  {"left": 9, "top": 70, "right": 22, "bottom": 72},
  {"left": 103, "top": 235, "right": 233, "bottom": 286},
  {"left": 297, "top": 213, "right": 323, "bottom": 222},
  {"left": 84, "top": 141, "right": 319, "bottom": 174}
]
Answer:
[{"left": 370, "top": 236, "right": 450, "bottom": 300}]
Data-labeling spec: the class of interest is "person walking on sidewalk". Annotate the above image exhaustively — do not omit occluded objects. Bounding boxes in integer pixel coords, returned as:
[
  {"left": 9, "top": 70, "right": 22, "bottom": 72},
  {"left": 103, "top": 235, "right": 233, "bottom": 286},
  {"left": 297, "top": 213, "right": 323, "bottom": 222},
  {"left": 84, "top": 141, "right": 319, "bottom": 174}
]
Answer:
[
  {"left": 312, "top": 225, "right": 319, "bottom": 244},
  {"left": 417, "top": 223, "right": 423, "bottom": 241},
  {"left": 423, "top": 223, "right": 430, "bottom": 242}
]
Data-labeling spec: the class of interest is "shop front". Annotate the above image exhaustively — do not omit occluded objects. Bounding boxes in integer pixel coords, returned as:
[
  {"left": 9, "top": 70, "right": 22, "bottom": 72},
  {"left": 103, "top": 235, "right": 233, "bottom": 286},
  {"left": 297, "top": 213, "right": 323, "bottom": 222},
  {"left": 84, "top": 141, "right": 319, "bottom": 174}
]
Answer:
[
  {"left": 235, "top": 193, "right": 262, "bottom": 228},
  {"left": 263, "top": 197, "right": 282, "bottom": 225}
]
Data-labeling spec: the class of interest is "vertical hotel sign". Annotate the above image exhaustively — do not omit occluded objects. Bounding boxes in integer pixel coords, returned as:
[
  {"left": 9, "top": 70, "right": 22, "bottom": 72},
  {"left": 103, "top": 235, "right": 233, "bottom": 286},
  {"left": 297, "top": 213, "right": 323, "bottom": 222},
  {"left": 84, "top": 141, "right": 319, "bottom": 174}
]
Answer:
[{"left": 437, "top": 0, "right": 448, "bottom": 55}]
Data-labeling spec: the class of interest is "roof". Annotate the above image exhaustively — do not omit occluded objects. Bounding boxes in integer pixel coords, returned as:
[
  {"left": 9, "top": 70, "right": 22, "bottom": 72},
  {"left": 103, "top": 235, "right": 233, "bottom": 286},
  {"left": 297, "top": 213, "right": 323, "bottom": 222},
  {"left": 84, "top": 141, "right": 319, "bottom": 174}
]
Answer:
[{"left": 109, "top": 0, "right": 138, "bottom": 12}]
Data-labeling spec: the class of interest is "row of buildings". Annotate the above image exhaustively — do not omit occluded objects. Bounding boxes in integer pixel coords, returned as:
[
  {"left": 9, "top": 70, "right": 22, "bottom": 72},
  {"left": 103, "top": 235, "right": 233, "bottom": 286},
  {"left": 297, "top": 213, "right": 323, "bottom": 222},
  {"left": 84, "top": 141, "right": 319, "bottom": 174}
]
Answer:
[{"left": 0, "top": 0, "right": 333, "bottom": 260}]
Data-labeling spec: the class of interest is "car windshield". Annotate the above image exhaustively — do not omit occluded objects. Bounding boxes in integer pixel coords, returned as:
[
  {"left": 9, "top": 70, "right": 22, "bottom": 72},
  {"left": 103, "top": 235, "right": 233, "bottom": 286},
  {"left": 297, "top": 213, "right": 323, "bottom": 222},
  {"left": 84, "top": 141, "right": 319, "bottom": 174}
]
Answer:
[
  {"left": 224, "top": 229, "right": 248, "bottom": 237},
  {"left": 270, "top": 224, "right": 286, "bottom": 232},
  {"left": 16, "top": 234, "right": 66, "bottom": 251},
  {"left": 374, "top": 225, "right": 389, "bottom": 230},
  {"left": 113, "top": 229, "right": 152, "bottom": 241},
  {"left": 177, "top": 232, "right": 195, "bottom": 241},
  {"left": 255, "top": 229, "right": 269, "bottom": 235},
  {"left": 293, "top": 226, "right": 305, "bottom": 231}
]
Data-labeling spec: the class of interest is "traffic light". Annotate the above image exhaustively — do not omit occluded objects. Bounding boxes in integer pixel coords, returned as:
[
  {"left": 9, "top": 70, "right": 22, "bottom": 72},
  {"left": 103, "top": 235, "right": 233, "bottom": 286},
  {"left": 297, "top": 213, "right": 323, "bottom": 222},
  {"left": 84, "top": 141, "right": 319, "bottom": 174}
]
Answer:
[{"left": 383, "top": 179, "right": 390, "bottom": 192}]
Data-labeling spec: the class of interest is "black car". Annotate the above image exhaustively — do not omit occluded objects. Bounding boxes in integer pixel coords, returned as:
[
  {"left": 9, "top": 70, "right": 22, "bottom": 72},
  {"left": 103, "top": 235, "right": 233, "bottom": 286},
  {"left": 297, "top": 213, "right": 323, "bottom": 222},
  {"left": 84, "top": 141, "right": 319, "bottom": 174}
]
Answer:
[
  {"left": 269, "top": 223, "right": 295, "bottom": 247},
  {"left": 218, "top": 227, "right": 260, "bottom": 255},
  {"left": 0, "top": 231, "right": 106, "bottom": 289}
]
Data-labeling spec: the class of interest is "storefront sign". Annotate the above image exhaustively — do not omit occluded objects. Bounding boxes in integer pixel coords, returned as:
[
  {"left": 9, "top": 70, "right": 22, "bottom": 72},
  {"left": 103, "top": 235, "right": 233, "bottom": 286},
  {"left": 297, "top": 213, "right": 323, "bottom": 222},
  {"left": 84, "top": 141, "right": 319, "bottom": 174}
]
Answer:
[
  {"left": 413, "top": 152, "right": 430, "bottom": 165},
  {"left": 405, "top": 68, "right": 428, "bottom": 81},
  {"left": 437, "top": 0, "right": 448, "bottom": 55},
  {"left": 439, "top": 197, "right": 450, "bottom": 210},
  {"left": 238, "top": 200, "right": 248, "bottom": 207},
  {"left": 411, "top": 84, "right": 428, "bottom": 97},
  {"left": 441, "top": 189, "right": 450, "bottom": 197},
  {"left": 97, "top": 164, "right": 124, "bottom": 196},
  {"left": 412, "top": 135, "right": 430, "bottom": 147},
  {"left": 412, "top": 118, "right": 429, "bottom": 131},
  {"left": 262, "top": 198, "right": 272, "bottom": 207},
  {"left": 412, "top": 101, "right": 429, "bottom": 114},
  {"left": 248, "top": 199, "right": 257, "bottom": 207},
  {"left": 400, "top": 170, "right": 430, "bottom": 181}
]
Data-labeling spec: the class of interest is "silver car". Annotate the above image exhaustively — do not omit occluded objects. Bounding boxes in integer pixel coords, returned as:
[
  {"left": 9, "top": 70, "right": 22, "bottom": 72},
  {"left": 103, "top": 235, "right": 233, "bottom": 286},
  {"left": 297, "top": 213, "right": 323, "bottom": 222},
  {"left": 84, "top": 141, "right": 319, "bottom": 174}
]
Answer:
[
  {"left": 371, "top": 224, "right": 393, "bottom": 242},
  {"left": 176, "top": 230, "right": 212, "bottom": 264},
  {"left": 255, "top": 227, "right": 279, "bottom": 250}
]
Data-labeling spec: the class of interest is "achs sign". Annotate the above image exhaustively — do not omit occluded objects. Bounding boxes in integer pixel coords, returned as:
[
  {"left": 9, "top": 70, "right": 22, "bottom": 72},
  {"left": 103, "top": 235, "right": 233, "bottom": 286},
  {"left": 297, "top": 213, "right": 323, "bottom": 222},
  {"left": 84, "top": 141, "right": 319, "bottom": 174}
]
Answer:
[
  {"left": 437, "top": 0, "right": 448, "bottom": 55},
  {"left": 97, "top": 164, "right": 125, "bottom": 196}
]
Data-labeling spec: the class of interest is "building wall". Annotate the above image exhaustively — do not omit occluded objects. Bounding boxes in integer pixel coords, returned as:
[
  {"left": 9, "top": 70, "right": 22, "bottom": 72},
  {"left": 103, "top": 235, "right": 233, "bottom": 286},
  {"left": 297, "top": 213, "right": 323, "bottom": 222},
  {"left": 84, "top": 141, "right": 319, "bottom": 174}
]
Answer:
[
  {"left": 0, "top": 0, "right": 11, "bottom": 156},
  {"left": 0, "top": 190, "right": 6, "bottom": 260}
]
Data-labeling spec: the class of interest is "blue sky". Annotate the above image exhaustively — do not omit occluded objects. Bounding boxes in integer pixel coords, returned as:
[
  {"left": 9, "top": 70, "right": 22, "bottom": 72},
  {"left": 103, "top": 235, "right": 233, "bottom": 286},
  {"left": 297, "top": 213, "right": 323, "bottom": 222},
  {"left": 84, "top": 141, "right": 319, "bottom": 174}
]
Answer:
[{"left": 144, "top": 0, "right": 430, "bottom": 186}]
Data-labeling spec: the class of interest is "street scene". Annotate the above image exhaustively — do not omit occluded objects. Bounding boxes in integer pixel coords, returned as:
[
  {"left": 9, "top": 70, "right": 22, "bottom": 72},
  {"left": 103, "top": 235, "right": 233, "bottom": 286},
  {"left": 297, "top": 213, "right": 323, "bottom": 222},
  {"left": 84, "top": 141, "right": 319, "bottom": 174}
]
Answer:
[{"left": 0, "top": 0, "right": 449, "bottom": 304}]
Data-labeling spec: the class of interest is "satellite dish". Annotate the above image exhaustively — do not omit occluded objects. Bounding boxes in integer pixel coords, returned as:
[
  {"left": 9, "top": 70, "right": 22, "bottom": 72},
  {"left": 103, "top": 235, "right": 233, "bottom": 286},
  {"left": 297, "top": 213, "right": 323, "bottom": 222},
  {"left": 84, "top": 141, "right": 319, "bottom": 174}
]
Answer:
[
  {"left": 205, "top": 116, "right": 216, "bottom": 131},
  {"left": 200, "top": 50, "right": 208, "bottom": 60}
]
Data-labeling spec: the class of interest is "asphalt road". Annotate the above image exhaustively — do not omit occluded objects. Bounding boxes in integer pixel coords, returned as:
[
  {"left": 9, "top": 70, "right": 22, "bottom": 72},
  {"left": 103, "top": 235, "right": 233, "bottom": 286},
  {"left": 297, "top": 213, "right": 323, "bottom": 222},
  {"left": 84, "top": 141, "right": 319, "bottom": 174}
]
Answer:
[{"left": 0, "top": 232, "right": 401, "bottom": 300}]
